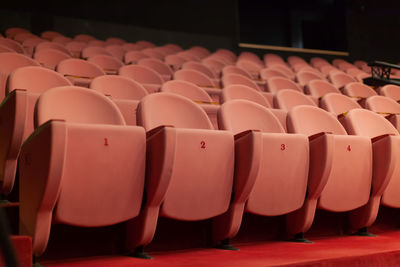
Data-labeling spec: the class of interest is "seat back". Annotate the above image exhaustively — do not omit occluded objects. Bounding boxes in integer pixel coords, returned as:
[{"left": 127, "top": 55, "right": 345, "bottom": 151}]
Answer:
[
  {"left": 124, "top": 51, "right": 149, "bottom": 64},
  {"left": 222, "top": 73, "right": 259, "bottom": 90},
  {"left": 259, "top": 68, "right": 287, "bottom": 81},
  {"left": 0, "top": 38, "right": 25, "bottom": 54},
  {"left": 380, "top": 84, "right": 400, "bottom": 102},
  {"left": 328, "top": 72, "right": 356, "bottom": 88},
  {"left": 137, "top": 92, "right": 213, "bottom": 130},
  {"left": 35, "top": 42, "right": 71, "bottom": 56},
  {"left": 138, "top": 58, "right": 173, "bottom": 76},
  {"left": 105, "top": 45, "right": 125, "bottom": 61},
  {"left": 106, "top": 37, "right": 126, "bottom": 45},
  {"left": 87, "top": 55, "right": 124, "bottom": 74},
  {"left": 202, "top": 58, "right": 225, "bottom": 73},
  {"left": 305, "top": 80, "right": 340, "bottom": 97},
  {"left": 343, "top": 82, "right": 378, "bottom": 98},
  {"left": 81, "top": 46, "right": 112, "bottom": 59},
  {"left": 219, "top": 99, "right": 284, "bottom": 135},
  {"left": 65, "top": 41, "right": 87, "bottom": 57},
  {"left": 0, "top": 52, "right": 40, "bottom": 98},
  {"left": 267, "top": 77, "right": 302, "bottom": 93},
  {"left": 165, "top": 54, "right": 186, "bottom": 70},
  {"left": 222, "top": 84, "right": 271, "bottom": 107},
  {"left": 34, "top": 49, "right": 72, "bottom": 70},
  {"left": 174, "top": 69, "right": 214, "bottom": 87},
  {"left": 161, "top": 80, "right": 212, "bottom": 102},
  {"left": 343, "top": 108, "right": 399, "bottom": 138},
  {"left": 74, "top": 34, "right": 96, "bottom": 42},
  {"left": 296, "top": 70, "right": 323, "bottom": 86},
  {"left": 365, "top": 95, "right": 400, "bottom": 114},
  {"left": 287, "top": 105, "right": 347, "bottom": 136},
  {"left": 90, "top": 75, "right": 148, "bottom": 100},
  {"left": 320, "top": 93, "right": 362, "bottom": 116},
  {"left": 56, "top": 58, "right": 105, "bottom": 78},
  {"left": 36, "top": 86, "right": 125, "bottom": 126},
  {"left": 119, "top": 64, "right": 163, "bottom": 85},
  {"left": 136, "top": 40, "right": 156, "bottom": 48},
  {"left": 182, "top": 61, "right": 217, "bottom": 79},
  {"left": 236, "top": 60, "right": 263, "bottom": 77},
  {"left": 274, "top": 89, "right": 316, "bottom": 111},
  {"left": 222, "top": 65, "right": 252, "bottom": 79}
]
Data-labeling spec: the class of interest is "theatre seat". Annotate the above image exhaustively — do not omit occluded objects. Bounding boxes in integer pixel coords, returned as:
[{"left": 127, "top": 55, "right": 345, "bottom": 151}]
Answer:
[
  {"left": 125, "top": 93, "right": 234, "bottom": 255},
  {"left": 340, "top": 109, "right": 400, "bottom": 232},
  {"left": 34, "top": 49, "right": 72, "bottom": 70},
  {"left": 19, "top": 86, "right": 146, "bottom": 257},
  {"left": 213, "top": 99, "right": 308, "bottom": 245},
  {"left": 222, "top": 73, "right": 263, "bottom": 91},
  {"left": 296, "top": 71, "right": 323, "bottom": 87},
  {"left": 364, "top": 95, "right": 400, "bottom": 131},
  {"left": 380, "top": 84, "right": 400, "bottom": 102},
  {"left": 138, "top": 58, "right": 174, "bottom": 82},
  {"left": 286, "top": 106, "right": 372, "bottom": 237},
  {"left": 56, "top": 58, "right": 105, "bottom": 87},
  {"left": 87, "top": 55, "right": 124, "bottom": 75},
  {"left": 328, "top": 72, "right": 356, "bottom": 89},
  {"left": 119, "top": 65, "right": 163, "bottom": 94},
  {"left": 274, "top": 89, "right": 317, "bottom": 111},
  {"left": 266, "top": 77, "right": 303, "bottom": 94},
  {"left": 304, "top": 80, "right": 341, "bottom": 98},
  {"left": 342, "top": 82, "right": 378, "bottom": 105},
  {"left": 90, "top": 75, "right": 148, "bottom": 125},
  {"left": 320, "top": 93, "right": 362, "bottom": 118},
  {"left": 161, "top": 80, "right": 220, "bottom": 129},
  {"left": 0, "top": 66, "right": 72, "bottom": 195}
]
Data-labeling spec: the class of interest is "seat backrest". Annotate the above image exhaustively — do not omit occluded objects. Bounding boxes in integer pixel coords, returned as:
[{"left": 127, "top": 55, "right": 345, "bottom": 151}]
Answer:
[
  {"left": 174, "top": 69, "right": 214, "bottom": 87},
  {"left": 190, "top": 46, "right": 211, "bottom": 57},
  {"left": 136, "top": 40, "right": 156, "bottom": 48},
  {"left": 137, "top": 92, "right": 213, "bottom": 130},
  {"left": 274, "top": 89, "right": 316, "bottom": 111},
  {"left": 305, "top": 79, "right": 340, "bottom": 97},
  {"left": 52, "top": 36, "right": 73, "bottom": 45},
  {"left": 236, "top": 60, "right": 263, "bottom": 76},
  {"left": 36, "top": 86, "right": 125, "bottom": 126},
  {"left": 87, "top": 40, "right": 106, "bottom": 47},
  {"left": 138, "top": 58, "right": 173, "bottom": 76},
  {"left": 263, "top": 53, "right": 285, "bottom": 67},
  {"left": 122, "top": 43, "right": 143, "bottom": 52},
  {"left": 269, "top": 65, "right": 295, "bottom": 80},
  {"left": 182, "top": 61, "right": 217, "bottom": 79},
  {"left": 7, "top": 66, "right": 72, "bottom": 95},
  {"left": 74, "top": 34, "right": 96, "bottom": 43},
  {"left": 320, "top": 93, "right": 362, "bottom": 116},
  {"left": 87, "top": 55, "right": 124, "bottom": 72},
  {"left": 163, "top": 43, "right": 183, "bottom": 53},
  {"left": 328, "top": 72, "right": 356, "bottom": 88},
  {"left": 119, "top": 64, "right": 163, "bottom": 85},
  {"left": 5, "top": 27, "right": 30, "bottom": 38},
  {"left": 142, "top": 49, "right": 164, "bottom": 61},
  {"left": 296, "top": 70, "right": 323, "bottom": 86},
  {"left": 90, "top": 75, "right": 148, "bottom": 100},
  {"left": 81, "top": 46, "right": 111, "bottom": 59},
  {"left": 161, "top": 80, "right": 212, "bottom": 102},
  {"left": 105, "top": 45, "right": 125, "bottom": 61},
  {"left": 365, "top": 95, "right": 400, "bottom": 114},
  {"left": 164, "top": 54, "right": 186, "bottom": 70},
  {"left": 267, "top": 77, "right": 302, "bottom": 93},
  {"left": 343, "top": 108, "right": 399, "bottom": 138},
  {"left": 0, "top": 52, "right": 40, "bottom": 97},
  {"left": 287, "top": 105, "right": 348, "bottom": 136},
  {"left": 65, "top": 41, "right": 87, "bottom": 55},
  {"left": 380, "top": 84, "right": 400, "bottom": 101},
  {"left": 222, "top": 65, "right": 252, "bottom": 79},
  {"left": 287, "top": 56, "right": 307, "bottom": 67},
  {"left": 35, "top": 42, "right": 71, "bottom": 56},
  {"left": 124, "top": 51, "right": 149, "bottom": 64},
  {"left": 56, "top": 58, "right": 105, "bottom": 78},
  {"left": 105, "top": 37, "right": 126, "bottom": 45},
  {"left": 34, "top": 49, "right": 72, "bottom": 70},
  {"left": 222, "top": 73, "right": 259, "bottom": 90},
  {"left": 219, "top": 99, "right": 284, "bottom": 135},
  {"left": 0, "top": 38, "right": 25, "bottom": 54},
  {"left": 259, "top": 68, "right": 288, "bottom": 81},
  {"left": 222, "top": 84, "right": 271, "bottom": 107},
  {"left": 343, "top": 82, "right": 378, "bottom": 98},
  {"left": 202, "top": 58, "right": 225, "bottom": 72}
]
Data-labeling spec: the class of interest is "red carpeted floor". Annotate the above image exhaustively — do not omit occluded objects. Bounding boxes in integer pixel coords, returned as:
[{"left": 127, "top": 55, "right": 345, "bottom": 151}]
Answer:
[{"left": 38, "top": 207, "right": 400, "bottom": 267}]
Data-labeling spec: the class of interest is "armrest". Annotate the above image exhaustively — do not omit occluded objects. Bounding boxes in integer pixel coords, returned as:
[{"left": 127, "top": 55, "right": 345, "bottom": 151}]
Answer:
[
  {"left": 372, "top": 133, "right": 396, "bottom": 143},
  {"left": 19, "top": 120, "right": 67, "bottom": 256},
  {"left": 0, "top": 89, "right": 28, "bottom": 193},
  {"left": 144, "top": 126, "right": 176, "bottom": 207},
  {"left": 308, "top": 131, "right": 332, "bottom": 141},
  {"left": 231, "top": 130, "right": 262, "bottom": 203},
  {"left": 307, "top": 132, "right": 334, "bottom": 199}
]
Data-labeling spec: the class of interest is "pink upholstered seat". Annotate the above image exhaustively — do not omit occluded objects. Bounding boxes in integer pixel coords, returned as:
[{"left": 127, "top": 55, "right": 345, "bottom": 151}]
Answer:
[
  {"left": 124, "top": 51, "right": 149, "bottom": 64},
  {"left": 105, "top": 37, "right": 126, "bottom": 45},
  {"left": 0, "top": 45, "right": 16, "bottom": 54},
  {"left": 305, "top": 80, "right": 341, "bottom": 98},
  {"left": 202, "top": 58, "right": 226, "bottom": 74},
  {"left": 90, "top": 75, "right": 148, "bottom": 125},
  {"left": 266, "top": 77, "right": 303, "bottom": 93},
  {"left": 19, "top": 86, "right": 146, "bottom": 256},
  {"left": 52, "top": 36, "right": 73, "bottom": 45},
  {"left": 35, "top": 42, "right": 71, "bottom": 56},
  {"left": 65, "top": 41, "right": 87, "bottom": 58},
  {"left": 213, "top": 99, "right": 309, "bottom": 245},
  {"left": 310, "top": 57, "right": 330, "bottom": 68},
  {"left": 174, "top": 69, "right": 221, "bottom": 101},
  {"left": 286, "top": 106, "right": 372, "bottom": 237},
  {"left": 161, "top": 80, "right": 220, "bottom": 129},
  {"left": 87, "top": 55, "right": 124, "bottom": 75},
  {"left": 263, "top": 53, "right": 285, "bottom": 67},
  {"left": 119, "top": 64, "right": 163, "bottom": 94},
  {"left": 105, "top": 45, "right": 125, "bottom": 62},
  {"left": 364, "top": 95, "right": 400, "bottom": 131},
  {"left": 328, "top": 72, "right": 356, "bottom": 89},
  {"left": 183, "top": 61, "right": 218, "bottom": 80},
  {"left": 0, "top": 38, "right": 25, "bottom": 54},
  {"left": 189, "top": 46, "right": 211, "bottom": 58},
  {"left": 270, "top": 65, "right": 295, "bottom": 80},
  {"left": 22, "top": 38, "right": 46, "bottom": 56},
  {"left": 222, "top": 73, "right": 262, "bottom": 91},
  {"left": 87, "top": 40, "right": 107, "bottom": 48},
  {"left": 296, "top": 71, "right": 324, "bottom": 87},
  {"left": 163, "top": 43, "right": 183, "bottom": 53},
  {"left": 260, "top": 68, "right": 288, "bottom": 81},
  {"left": 136, "top": 40, "right": 156, "bottom": 48},
  {"left": 236, "top": 60, "right": 262, "bottom": 80},
  {"left": 164, "top": 54, "right": 186, "bottom": 71},
  {"left": 74, "top": 34, "right": 96, "bottom": 43},
  {"left": 222, "top": 65, "right": 252, "bottom": 79},
  {"left": 81, "top": 46, "right": 112, "bottom": 59},
  {"left": 274, "top": 89, "right": 317, "bottom": 111},
  {"left": 0, "top": 66, "right": 72, "bottom": 195},
  {"left": 5, "top": 28, "right": 30, "bottom": 39},
  {"left": 320, "top": 93, "right": 362, "bottom": 116},
  {"left": 138, "top": 58, "right": 174, "bottom": 82},
  {"left": 125, "top": 92, "right": 234, "bottom": 253},
  {"left": 287, "top": 56, "right": 307, "bottom": 67},
  {"left": 343, "top": 82, "right": 378, "bottom": 98},
  {"left": 340, "top": 109, "right": 400, "bottom": 232},
  {"left": 142, "top": 49, "right": 164, "bottom": 61},
  {"left": 122, "top": 43, "right": 143, "bottom": 52},
  {"left": 379, "top": 85, "right": 400, "bottom": 102},
  {"left": 56, "top": 58, "right": 105, "bottom": 87},
  {"left": 0, "top": 52, "right": 40, "bottom": 99},
  {"left": 34, "top": 49, "right": 72, "bottom": 70}
]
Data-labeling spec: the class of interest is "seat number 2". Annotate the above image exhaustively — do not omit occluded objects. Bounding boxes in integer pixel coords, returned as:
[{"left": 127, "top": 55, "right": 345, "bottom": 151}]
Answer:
[{"left": 201, "top": 141, "right": 206, "bottom": 149}]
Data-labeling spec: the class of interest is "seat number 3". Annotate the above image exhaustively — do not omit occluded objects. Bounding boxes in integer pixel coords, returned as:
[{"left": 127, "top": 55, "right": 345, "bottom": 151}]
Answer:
[{"left": 281, "top": 144, "right": 286, "bottom": 150}]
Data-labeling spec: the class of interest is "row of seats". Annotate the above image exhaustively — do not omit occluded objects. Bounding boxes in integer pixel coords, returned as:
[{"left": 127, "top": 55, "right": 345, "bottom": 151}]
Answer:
[{"left": 3, "top": 27, "right": 399, "bottom": 259}]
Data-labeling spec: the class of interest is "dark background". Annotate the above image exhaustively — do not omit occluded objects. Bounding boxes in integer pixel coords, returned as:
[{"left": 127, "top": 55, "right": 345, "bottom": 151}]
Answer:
[{"left": 1, "top": 0, "right": 400, "bottom": 62}]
